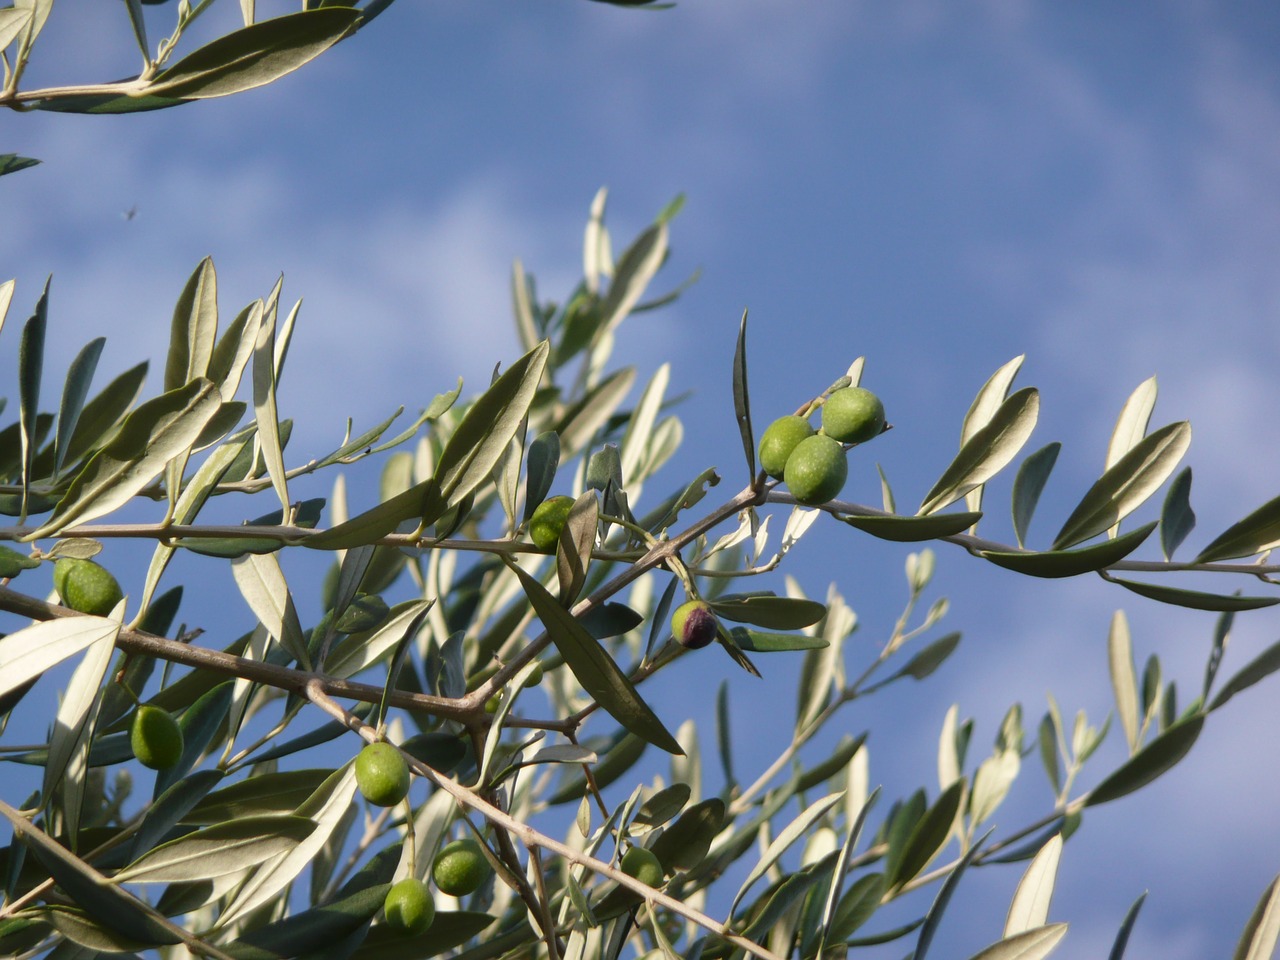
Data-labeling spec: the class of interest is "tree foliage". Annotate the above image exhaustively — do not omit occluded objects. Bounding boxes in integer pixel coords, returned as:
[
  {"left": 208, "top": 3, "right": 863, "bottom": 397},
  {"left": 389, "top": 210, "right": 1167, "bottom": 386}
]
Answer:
[{"left": 3, "top": 4, "right": 1280, "bottom": 960}]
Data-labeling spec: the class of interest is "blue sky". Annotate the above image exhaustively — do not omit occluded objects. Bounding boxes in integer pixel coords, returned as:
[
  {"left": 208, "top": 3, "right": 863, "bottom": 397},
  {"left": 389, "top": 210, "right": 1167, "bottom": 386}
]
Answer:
[{"left": 6, "top": 2, "right": 1280, "bottom": 956}]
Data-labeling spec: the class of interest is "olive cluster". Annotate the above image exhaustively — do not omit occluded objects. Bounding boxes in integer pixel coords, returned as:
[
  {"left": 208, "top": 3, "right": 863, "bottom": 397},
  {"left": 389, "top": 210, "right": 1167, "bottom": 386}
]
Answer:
[
  {"left": 353, "top": 743, "right": 494, "bottom": 935},
  {"left": 758, "top": 386, "right": 886, "bottom": 505}
]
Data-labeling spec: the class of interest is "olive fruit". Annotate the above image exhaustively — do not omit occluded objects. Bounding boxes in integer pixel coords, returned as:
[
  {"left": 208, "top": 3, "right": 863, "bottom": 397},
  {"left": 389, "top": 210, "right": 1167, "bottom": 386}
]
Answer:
[
  {"left": 384, "top": 878, "right": 435, "bottom": 935},
  {"left": 528, "top": 496, "right": 574, "bottom": 552},
  {"left": 432, "top": 838, "right": 492, "bottom": 897},
  {"left": 784, "top": 434, "right": 848, "bottom": 505},
  {"left": 821, "top": 387, "right": 885, "bottom": 444},
  {"left": 671, "top": 599, "right": 718, "bottom": 650},
  {"left": 758, "top": 415, "right": 816, "bottom": 480},
  {"left": 620, "top": 846, "right": 664, "bottom": 888},
  {"left": 522, "top": 661, "right": 544, "bottom": 688},
  {"left": 54, "top": 558, "right": 123, "bottom": 617},
  {"left": 130, "top": 705, "right": 184, "bottom": 770},
  {"left": 355, "top": 742, "right": 411, "bottom": 807}
]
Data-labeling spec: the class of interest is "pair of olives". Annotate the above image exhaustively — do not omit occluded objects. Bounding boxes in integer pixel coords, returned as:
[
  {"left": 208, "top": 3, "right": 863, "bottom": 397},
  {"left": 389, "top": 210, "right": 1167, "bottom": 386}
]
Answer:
[
  {"left": 382, "top": 838, "right": 493, "bottom": 935},
  {"left": 758, "top": 386, "right": 885, "bottom": 505}
]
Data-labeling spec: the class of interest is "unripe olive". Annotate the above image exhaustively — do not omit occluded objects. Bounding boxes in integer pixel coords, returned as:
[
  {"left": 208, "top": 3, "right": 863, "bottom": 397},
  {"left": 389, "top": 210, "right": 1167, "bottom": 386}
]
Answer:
[
  {"left": 384, "top": 878, "right": 435, "bottom": 935},
  {"left": 528, "top": 496, "right": 574, "bottom": 552},
  {"left": 522, "top": 661, "right": 544, "bottom": 688},
  {"left": 784, "top": 434, "right": 848, "bottom": 505},
  {"left": 130, "top": 705, "right": 184, "bottom": 770},
  {"left": 758, "top": 415, "right": 816, "bottom": 480},
  {"left": 620, "top": 846, "right": 664, "bottom": 888},
  {"left": 355, "top": 742, "right": 411, "bottom": 807},
  {"left": 54, "top": 558, "right": 123, "bottom": 617},
  {"left": 671, "top": 599, "right": 718, "bottom": 650},
  {"left": 821, "top": 387, "right": 885, "bottom": 444},
  {"left": 432, "top": 838, "right": 492, "bottom": 897}
]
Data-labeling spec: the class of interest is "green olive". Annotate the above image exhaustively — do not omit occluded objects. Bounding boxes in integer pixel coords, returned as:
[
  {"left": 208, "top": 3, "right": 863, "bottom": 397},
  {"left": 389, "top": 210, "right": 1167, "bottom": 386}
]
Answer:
[
  {"left": 432, "top": 838, "right": 492, "bottom": 897},
  {"left": 384, "top": 878, "right": 435, "bottom": 935},
  {"left": 528, "top": 496, "right": 575, "bottom": 552},
  {"left": 821, "top": 387, "right": 885, "bottom": 444},
  {"left": 758, "top": 415, "right": 816, "bottom": 480},
  {"left": 670, "top": 599, "right": 718, "bottom": 650},
  {"left": 54, "top": 558, "right": 124, "bottom": 617},
  {"left": 784, "top": 434, "right": 848, "bottom": 505},
  {"left": 620, "top": 846, "right": 664, "bottom": 888},
  {"left": 130, "top": 705, "right": 184, "bottom": 770},
  {"left": 355, "top": 742, "right": 411, "bottom": 807}
]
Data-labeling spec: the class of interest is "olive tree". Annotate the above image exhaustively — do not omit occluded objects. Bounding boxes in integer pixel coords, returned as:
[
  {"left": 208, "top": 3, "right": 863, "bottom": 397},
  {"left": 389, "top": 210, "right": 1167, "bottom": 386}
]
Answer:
[{"left": 4, "top": 4, "right": 1280, "bottom": 960}]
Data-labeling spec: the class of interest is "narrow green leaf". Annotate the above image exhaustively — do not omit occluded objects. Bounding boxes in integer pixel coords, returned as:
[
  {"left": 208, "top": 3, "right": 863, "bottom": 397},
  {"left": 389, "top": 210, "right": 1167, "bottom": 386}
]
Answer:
[
  {"left": 1004, "top": 835, "right": 1062, "bottom": 936},
  {"left": 0, "top": 277, "right": 14, "bottom": 332},
  {"left": 324, "top": 599, "right": 432, "bottom": 681},
  {"left": 164, "top": 257, "right": 218, "bottom": 392},
  {"left": 145, "top": 9, "right": 361, "bottom": 99},
  {"left": 1233, "top": 873, "right": 1280, "bottom": 960},
  {"left": 18, "top": 282, "right": 48, "bottom": 518},
  {"left": 114, "top": 816, "right": 315, "bottom": 883},
  {"left": 556, "top": 491, "right": 597, "bottom": 606},
  {"left": 305, "top": 478, "right": 444, "bottom": 550},
  {"left": 252, "top": 280, "right": 290, "bottom": 516},
  {"left": 1107, "top": 892, "right": 1147, "bottom": 960},
  {"left": 523, "top": 432, "right": 560, "bottom": 523},
  {"left": 507, "top": 560, "right": 682, "bottom": 755},
  {"left": 841, "top": 510, "right": 983, "bottom": 543},
  {"left": 60, "top": 360, "right": 149, "bottom": 468},
  {"left": 208, "top": 299, "right": 264, "bottom": 403},
  {"left": 347, "top": 912, "right": 498, "bottom": 960},
  {"left": 52, "top": 337, "right": 105, "bottom": 479},
  {"left": 729, "top": 627, "right": 829, "bottom": 653},
  {"left": 961, "top": 355, "right": 1024, "bottom": 515},
  {"left": 0, "top": 545, "right": 40, "bottom": 577},
  {"left": 965, "top": 923, "right": 1069, "bottom": 960},
  {"left": 913, "top": 827, "right": 995, "bottom": 960},
  {"left": 1011, "top": 443, "right": 1061, "bottom": 548},
  {"left": 890, "top": 778, "right": 965, "bottom": 889},
  {"left": 1159, "top": 467, "right": 1195, "bottom": 560},
  {"left": 435, "top": 341, "right": 549, "bottom": 507},
  {"left": 597, "top": 222, "right": 668, "bottom": 337},
  {"left": 894, "top": 631, "right": 961, "bottom": 681},
  {"left": 39, "top": 905, "right": 152, "bottom": 953},
  {"left": 709, "top": 594, "right": 826, "bottom": 630},
  {"left": 0, "top": 10, "right": 34, "bottom": 53},
  {"left": 1085, "top": 715, "right": 1204, "bottom": 807},
  {"left": 1106, "top": 377, "right": 1157, "bottom": 472},
  {"left": 620, "top": 362, "right": 669, "bottom": 488},
  {"left": 730, "top": 791, "right": 843, "bottom": 917},
  {"left": 223, "top": 880, "right": 389, "bottom": 960},
  {"left": 919, "top": 388, "right": 1039, "bottom": 515},
  {"left": 1209, "top": 639, "right": 1280, "bottom": 712},
  {"left": 827, "top": 872, "right": 886, "bottom": 943},
  {"left": 130, "top": 770, "right": 226, "bottom": 860},
  {"left": 1194, "top": 491, "right": 1280, "bottom": 563},
  {"left": 30, "top": 378, "right": 222, "bottom": 539},
  {"left": 1109, "top": 578, "right": 1278, "bottom": 612},
  {"left": 1108, "top": 611, "right": 1139, "bottom": 754},
  {"left": 981, "top": 523, "right": 1156, "bottom": 579},
  {"left": 183, "top": 769, "right": 332, "bottom": 824},
  {"left": 733, "top": 308, "right": 755, "bottom": 481},
  {"left": 557, "top": 366, "right": 636, "bottom": 456},
  {"left": 1052, "top": 421, "right": 1190, "bottom": 550},
  {"left": 0, "top": 615, "right": 120, "bottom": 699},
  {"left": 153, "top": 681, "right": 235, "bottom": 797},
  {"left": 231, "top": 552, "right": 310, "bottom": 669}
]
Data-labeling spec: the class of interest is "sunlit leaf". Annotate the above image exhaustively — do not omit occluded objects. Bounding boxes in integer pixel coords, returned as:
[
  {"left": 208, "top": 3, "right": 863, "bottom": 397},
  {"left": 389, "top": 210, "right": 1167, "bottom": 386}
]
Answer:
[
  {"left": 114, "top": 816, "right": 315, "bottom": 883},
  {"left": 966, "top": 923, "right": 1069, "bottom": 960},
  {"left": 0, "top": 616, "right": 120, "bottom": 699},
  {"left": 1194, "top": 491, "right": 1280, "bottom": 563},
  {"left": 1005, "top": 835, "right": 1062, "bottom": 936},
  {"left": 1233, "top": 873, "right": 1280, "bottom": 960},
  {"left": 731, "top": 791, "right": 843, "bottom": 916}
]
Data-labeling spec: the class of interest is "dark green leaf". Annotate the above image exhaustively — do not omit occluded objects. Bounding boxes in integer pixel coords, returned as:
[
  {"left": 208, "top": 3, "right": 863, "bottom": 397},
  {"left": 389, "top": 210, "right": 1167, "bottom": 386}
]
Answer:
[
  {"left": 709, "top": 594, "right": 826, "bottom": 630},
  {"left": 578, "top": 602, "right": 645, "bottom": 640},
  {"left": 728, "top": 626, "right": 828, "bottom": 653},
  {"left": 981, "top": 522, "right": 1156, "bottom": 578},
  {"left": 18, "top": 284, "right": 48, "bottom": 513},
  {"left": 146, "top": 10, "right": 361, "bottom": 100},
  {"left": 827, "top": 873, "right": 886, "bottom": 942},
  {"left": 154, "top": 682, "right": 235, "bottom": 797},
  {"left": 733, "top": 309, "right": 755, "bottom": 481},
  {"left": 1052, "top": 421, "right": 1190, "bottom": 550},
  {"left": 0, "top": 154, "right": 39, "bottom": 177},
  {"left": 796, "top": 733, "right": 867, "bottom": 792},
  {"left": 841, "top": 510, "right": 983, "bottom": 543},
  {"left": 1107, "top": 892, "right": 1147, "bottom": 960},
  {"left": 52, "top": 337, "right": 105, "bottom": 478},
  {"left": 547, "top": 731, "right": 647, "bottom": 805},
  {"left": 650, "top": 798, "right": 725, "bottom": 873},
  {"left": 894, "top": 632, "right": 961, "bottom": 681},
  {"left": 913, "top": 828, "right": 995, "bottom": 960},
  {"left": 1160, "top": 467, "right": 1195, "bottom": 560},
  {"left": 1209, "top": 640, "right": 1280, "bottom": 712},
  {"left": 1085, "top": 715, "right": 1204, "bottom": 807},
  {"left": 1011, "top": 442, "right": 1060, "bottom": 548},
  {"left": 60, "top": 361, "right": 149, "bottom": 467},
  {"left": 523, "top": 432, "right": 560, "bottom": 523},
  {"left": 223, "top": 881, "right": 387, "bottom": 959},
  {"left": 0, "top": 545, "right": 40, "bottom": 578},
  {"left": 889, "top": 778, "right": 965, "bottom": 889},
  {"left": 32, "top": 92, "right": 186, "bottom": 114},
  {"left": 1109, "top": 578, "right": 1278, "bottom": 612},
  {"left": 1194, "top": 491, "right": 1280, "bottom": 563},
  {"left": 508, "top": 559, "right": 682, "bottom": 754},
  {"left": 741, "top": 856, "right": 834, "bottom": 940},
  {"left": 347, "top": 912, "right": 497, "bottom": 960},
  {"left": 557, "top": 491, "right": 598, "bottom": 606},
  {"left": 633, "top": 783, "right": 692, "bottom": 827},
  {"left": 303, "top": 478, "right": 442, "bottom": 550},
  {"left": 130, "top": 770, "right": 226, "bottom": 862}
]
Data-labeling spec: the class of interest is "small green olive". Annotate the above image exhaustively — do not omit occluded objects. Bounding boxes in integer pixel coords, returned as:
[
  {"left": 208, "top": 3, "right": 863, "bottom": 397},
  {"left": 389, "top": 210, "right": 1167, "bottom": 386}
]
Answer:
[
  {"left": 54, "top": 558, "right": 123, "bottom": 617},
  {"left": 758, "top": 415, "right": 816, "bottom": 480},
  {"left": 355, "top": 742, "right": 411, "bottom": 807},
  {"left": 384, "top": 878, "right": 435, "bottom": 935},
  {"left": 784, "top": 434, "right": 848, "bottom": 505},
  {"left": 620, "top": 846, "right": 664, "bottom": 888},
  {"left": 130, "top": 705, "right": 184, "bottom": 770},
  {"left": 671, "top": 599, "right": 718, "bottom": 650},
  {"left": 528, "top": 496, "right": 575, "bottom": 552},
  {"left": 821, "top": 387, "right": 885, "bottom": 444},
  {"left": 432, "top": 838, "right": 492, "bottom": 897}
]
